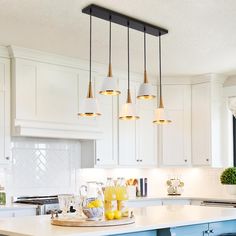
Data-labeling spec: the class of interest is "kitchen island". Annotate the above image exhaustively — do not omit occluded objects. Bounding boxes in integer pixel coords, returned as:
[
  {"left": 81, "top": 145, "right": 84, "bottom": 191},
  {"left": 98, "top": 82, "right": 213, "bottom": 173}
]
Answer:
[{"left": 0, "top": 205, "right": 236, "bottom": 236}]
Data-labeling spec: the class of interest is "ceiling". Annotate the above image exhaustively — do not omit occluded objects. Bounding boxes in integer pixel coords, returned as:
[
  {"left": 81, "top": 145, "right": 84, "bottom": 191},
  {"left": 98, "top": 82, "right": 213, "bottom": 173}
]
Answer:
[{"left": 0, "top": 0, "right": 236, "bottom": 77}]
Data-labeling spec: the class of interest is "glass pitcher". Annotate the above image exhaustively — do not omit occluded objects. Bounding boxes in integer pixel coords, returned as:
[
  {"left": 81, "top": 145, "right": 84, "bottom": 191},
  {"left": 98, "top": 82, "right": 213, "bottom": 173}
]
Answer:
[{"left": 79, "top": 181, "right": 104, "bottom": 220}]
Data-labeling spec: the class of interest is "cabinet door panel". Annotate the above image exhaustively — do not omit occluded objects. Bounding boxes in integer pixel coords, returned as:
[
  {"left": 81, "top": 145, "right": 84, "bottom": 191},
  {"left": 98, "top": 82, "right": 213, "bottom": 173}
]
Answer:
[
  {"left": 0, "top": 210, "right": 14, "bottom": 218},
  {"left": 0, "top": 92, "right": 5, "bottom": 162},
  {"left": 192, "top": 83, "right": 211, "bottom": 166},
  {"left": 94, "top": 76, "right": 118, "bottom": 167},
  {"left": 162, "top": 85, "right": 184, "bottom": 110},
  {"left": 136, "top": 107, "right": 157, "bottom": 166},
  {"left": 14, "top": 209, "right": 36, "bottom": 217},
  {"left": 161, "top": 110, "right": 186, "bottom": 166},
  {"left": 169, "top": 224, "right": 208, "bottom": 236},
  {"left": 118, "top": 80, "right": 137, "bottom": 166},
  {"left": 210, "top": 220, "right": 236, "bottom": 235},
  {"left": 0, "top": 60, "right": 6, "bottom": 91},
  {"left": 37, "top": 64, "right": 79, "bottom": 124},
  {"left": 15, "top": 60, "right": 36, "bottom": 120}
]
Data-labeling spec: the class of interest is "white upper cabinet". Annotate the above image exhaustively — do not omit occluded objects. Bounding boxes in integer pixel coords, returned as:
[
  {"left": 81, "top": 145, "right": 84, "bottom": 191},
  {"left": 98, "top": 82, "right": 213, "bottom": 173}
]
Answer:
[
  {"left": 94, "top": 76, "right": 118, "bottom": 167},
  {"left": 191, "top": 76, "right": 226, "bottom": 167},
  {"left": 118, "top": 79, "right": 158, "bottom": 167},
  {"left": 11, "top": 53, "right": 102, "bottom": 139},
  {"left": 0, "top": 57, "right": 10, "bottom": 164},
  {"left": 160, "top": 84, "right": 191, "bottom": 166},
  {"left": 118, "top": 79, "right": 137, "bottom": 166},
  {"left": 136, "top": 85, "right": 158, "bottom": 167},
  {"left": 192, "top": 83, "right": 211, "bottom": 166}
]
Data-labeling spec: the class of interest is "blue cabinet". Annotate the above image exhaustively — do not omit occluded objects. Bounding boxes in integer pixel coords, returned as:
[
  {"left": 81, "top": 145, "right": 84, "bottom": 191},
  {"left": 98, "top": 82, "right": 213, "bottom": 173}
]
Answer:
[
  {"left": 115, "top": 231, "right": 157, "bottom": 236},
  {"left": 114, "top": 220, "right": 236, "bottom": 236},
  {"left": 210, "top": 221, "right": 236, "bottom": 235},
  {"left": 158, "top": 220, "right": 236, "bottom": 236}
]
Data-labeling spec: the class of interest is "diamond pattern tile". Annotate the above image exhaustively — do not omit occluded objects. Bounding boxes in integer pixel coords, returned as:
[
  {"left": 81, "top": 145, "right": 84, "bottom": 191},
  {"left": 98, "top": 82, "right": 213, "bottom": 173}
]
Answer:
[{"left": 10, "top": 138, "right": 80, "bottom": 195}]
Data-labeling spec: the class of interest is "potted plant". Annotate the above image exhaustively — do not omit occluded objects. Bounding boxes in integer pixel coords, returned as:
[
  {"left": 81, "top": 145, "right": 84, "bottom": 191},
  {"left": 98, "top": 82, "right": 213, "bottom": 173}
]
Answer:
[{"left": 220, "top": 167, "right": 236, "bottom": 195}]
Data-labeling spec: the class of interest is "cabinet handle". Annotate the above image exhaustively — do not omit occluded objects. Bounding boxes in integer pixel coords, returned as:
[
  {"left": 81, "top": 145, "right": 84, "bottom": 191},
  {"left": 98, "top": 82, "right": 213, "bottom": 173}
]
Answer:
[
  {"left": 140, "top": 159, "right": 143, "bottom": 162},
  {"left": 96, "top": 158, "right": 100, "bottom": 162},
  {"left": 5, "top": 157, "right": 10, "bottom": 161},
  {"left": 136, "top": 159, "right": 140, "bottom": 162},
  {"left": 203, "top": 229, "right": 214, "bottom": 235},
  {"left": 184, "top": 159, "right": 187, "bottom": 163},
  {"left": 206, "top": 158, "right": 209, "bottom": 162}
]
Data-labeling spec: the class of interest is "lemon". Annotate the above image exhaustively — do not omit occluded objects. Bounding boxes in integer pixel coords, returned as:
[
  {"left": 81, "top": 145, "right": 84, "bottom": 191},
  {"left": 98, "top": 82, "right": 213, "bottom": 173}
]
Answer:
[
  {"left": 113, "top": 210, "right": 122, "bottom": 220},
  {"left": 105, "top": 211, "right": 115, "bottom": 220},
  {"left": 87, "top": 203, "right": 95, "bottom": 208},
  {"left": 92, "top": 200, "right": 103, "bottom": 208}
]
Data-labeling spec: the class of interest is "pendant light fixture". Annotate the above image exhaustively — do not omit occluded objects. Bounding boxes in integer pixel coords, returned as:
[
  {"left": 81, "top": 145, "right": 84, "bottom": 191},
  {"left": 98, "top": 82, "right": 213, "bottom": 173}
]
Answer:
[
  {"left": 119, "top": 22, "right": 140, "bottom": 120},
  {"left": 78, "top": 10, "right": 101, "bottom": 117},
  {"left": 137, "top": 29, "right": 156, "bottom": 100},
  {"left": 99, "top": 16, "right": 120, "bottom": 96},
  {"left": 153, "top": 34, "right": 171, "bottom": 124}
]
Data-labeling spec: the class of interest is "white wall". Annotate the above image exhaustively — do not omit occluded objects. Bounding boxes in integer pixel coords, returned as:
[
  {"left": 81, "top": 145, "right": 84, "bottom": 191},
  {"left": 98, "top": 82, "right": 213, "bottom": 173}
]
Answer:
[
  {"left": 0, "top": 137, "right": 228, "bottom": 200},
  {"left": 76, "top": 167, "right": 226, "bottom": 197}
]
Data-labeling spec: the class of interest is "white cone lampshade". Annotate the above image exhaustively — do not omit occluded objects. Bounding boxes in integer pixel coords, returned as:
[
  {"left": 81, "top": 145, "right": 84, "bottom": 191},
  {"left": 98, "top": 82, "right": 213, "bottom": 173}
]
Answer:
[
  {"left": 153, "top": 107, "right": 171, "bottom": 124},
  {"left": 119, "top": 102, "right": 139, "bottom": 120},
  {"left": 137, "top": 82, "right": 155, "bottom": 100},
  {"left": 99, "top": 72, "right": 120, "bottom": 96},
  {"left": 119, "top": 89, "right": 139, "bottom": 120},
  {"left": 78, "top": 97, "right": 101, "bottom": 117},
  {"left": 78, "top": 81, "right": 101, "bottom": 117}
]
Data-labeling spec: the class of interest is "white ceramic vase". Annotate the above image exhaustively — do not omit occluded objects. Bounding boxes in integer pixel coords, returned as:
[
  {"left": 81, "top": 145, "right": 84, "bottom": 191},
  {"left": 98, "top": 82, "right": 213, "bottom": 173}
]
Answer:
[{"left": 225, "top": 185, "right": 236, "bottom": 195}]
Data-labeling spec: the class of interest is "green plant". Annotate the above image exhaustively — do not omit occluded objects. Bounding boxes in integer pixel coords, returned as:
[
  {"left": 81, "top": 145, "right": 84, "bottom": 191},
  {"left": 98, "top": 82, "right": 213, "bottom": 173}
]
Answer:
[{"left": 220, "top": 168, "right": 236, "bottom": 185}]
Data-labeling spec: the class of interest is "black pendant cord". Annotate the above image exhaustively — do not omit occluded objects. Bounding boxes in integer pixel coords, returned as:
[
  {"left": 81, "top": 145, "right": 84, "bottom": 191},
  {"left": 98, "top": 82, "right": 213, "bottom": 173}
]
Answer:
[
  {"left": 127, "top": 22, "right": 130, "bottom": 91},
  {"left": 89, "top": 11, "right": 92, "bottom": 84},
  {"left": 109, "top": 15, "right": 112, "bottom": 65},
  {"left": 144, "top": 28, "right": 146, "bottom": 72},
  {"left": 158, "top": 33, "right": 162, "bottom": 105}
]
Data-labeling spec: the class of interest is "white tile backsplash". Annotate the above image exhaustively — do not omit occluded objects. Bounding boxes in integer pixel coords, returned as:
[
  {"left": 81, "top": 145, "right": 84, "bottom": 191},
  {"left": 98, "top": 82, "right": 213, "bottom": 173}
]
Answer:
[
  {"left": 7, "top": 137, "right": 80, "bottom": 196},
  {"left": 0, "top": 137, "right": 229, "bottom": 199}
]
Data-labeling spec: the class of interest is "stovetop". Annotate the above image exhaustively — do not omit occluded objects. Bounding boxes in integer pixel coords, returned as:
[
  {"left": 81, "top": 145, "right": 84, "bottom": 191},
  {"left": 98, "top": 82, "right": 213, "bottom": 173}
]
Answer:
[{"left": 15, "top": 195, "right": 59, "bottom": 205}]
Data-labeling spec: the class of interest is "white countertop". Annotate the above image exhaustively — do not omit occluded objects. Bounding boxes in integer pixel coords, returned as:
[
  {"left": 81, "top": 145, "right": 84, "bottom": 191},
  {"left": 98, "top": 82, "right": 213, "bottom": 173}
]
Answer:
[
  {"left": 1, "top": 205, "right": 236, "bottom": 236},
  {"left": 128, "top": 194, "right": 236, "bottom": 202},
  {"left": 0, "top": 203, "right": 37, "bottom": 210}
]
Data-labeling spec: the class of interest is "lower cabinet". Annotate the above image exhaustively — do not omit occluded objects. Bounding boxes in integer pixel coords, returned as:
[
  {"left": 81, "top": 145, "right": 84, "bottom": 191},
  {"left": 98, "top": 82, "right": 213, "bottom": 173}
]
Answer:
[
  {"left": 127, "top": 200, "right": 162, "bottom": 208},
  {"left": 159, "top": 220, "right": 236, "bottom": 236},
  {"left": 127, "top": 199, "right": 191, "bottom": 208},
  {"left": 115, "top": 231, "right": 156, "bottom": 236},
  {"left": 0, "top": 208, "right": 36, "bottom": 218},
  {"left": 162, "top": 199, "right": 191, "bottom": 205}
]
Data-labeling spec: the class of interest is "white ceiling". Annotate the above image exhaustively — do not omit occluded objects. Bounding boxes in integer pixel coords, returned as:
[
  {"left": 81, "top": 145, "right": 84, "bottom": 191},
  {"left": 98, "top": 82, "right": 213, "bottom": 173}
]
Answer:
[{"left": 0, "top": 0, "right": 236, "bottom": 76}]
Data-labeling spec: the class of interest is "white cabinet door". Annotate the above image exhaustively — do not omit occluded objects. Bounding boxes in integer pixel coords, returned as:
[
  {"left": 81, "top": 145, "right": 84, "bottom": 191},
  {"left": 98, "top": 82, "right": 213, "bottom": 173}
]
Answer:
[
  {"left": 160, "top": 85, "right": 191, "bottom": 166},
  {"left": 192, "top": 83, "right": 211, "bottom": 166},
  {"left": 12, "top": 58, "right": 101, "bottom": 139},
  {"left": 118, "top": 79, "right": 137, "bottom": 166},
  {"left": 0, "top": 210, "right": 14, "bottom": 218},
  {"left": 37, "top": 63, "right": 79, "bottom": 124},
  {"left": 136, "top": 85, "right": 158, "bottom": 167},
  {"left": 161, "top": 110, "right": 186, "bottom": 165},
  {"left": 0, "top": 58, "right": 10, "bottom": 164},
  {"left": 0, "top": 92, "right": 6, "bottom": 163},
  {"left": 162, "top": 199, "right": 191, "bottom": 205},
  {"left": 127, "top": 200, "right": 162, "bottom": 208},
  {"left": 94, "top": 76, "right": 118, "bottom": 167},
  {"left": 14, "top": 208, "right": 36, "bottom": 217}
]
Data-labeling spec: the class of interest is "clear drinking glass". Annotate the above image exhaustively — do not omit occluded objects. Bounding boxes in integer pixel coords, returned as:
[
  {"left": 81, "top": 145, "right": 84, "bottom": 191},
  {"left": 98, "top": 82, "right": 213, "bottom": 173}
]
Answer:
[
  {"left": 58, "top": 194, "right": 73, "bottom": 217},
  {"left": 73, "top": 195, "right": 83, "bottom": 217}
]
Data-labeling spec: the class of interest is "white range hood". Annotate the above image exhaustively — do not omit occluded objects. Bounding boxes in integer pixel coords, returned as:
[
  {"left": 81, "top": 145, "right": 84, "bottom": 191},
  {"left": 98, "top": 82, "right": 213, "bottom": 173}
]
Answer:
[{"left": 9, "top": 46, "right": 103, "bottom": 140}]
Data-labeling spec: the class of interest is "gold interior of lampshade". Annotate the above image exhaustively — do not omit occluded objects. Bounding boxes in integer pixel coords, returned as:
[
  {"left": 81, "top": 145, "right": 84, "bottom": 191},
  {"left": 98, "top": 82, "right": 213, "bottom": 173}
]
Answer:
[
  {"left": 99, "top": 64, "right": 121, "bottom": 96},
  {"left": 119, "top": 89, "right": 140, "bottom": 120}
]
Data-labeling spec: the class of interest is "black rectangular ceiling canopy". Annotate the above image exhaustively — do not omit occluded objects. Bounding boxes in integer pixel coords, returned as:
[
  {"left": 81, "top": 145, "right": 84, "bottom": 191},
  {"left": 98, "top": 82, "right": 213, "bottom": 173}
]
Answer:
[{"left": 82, "top": 4, "right": 168, "bottom": 37}]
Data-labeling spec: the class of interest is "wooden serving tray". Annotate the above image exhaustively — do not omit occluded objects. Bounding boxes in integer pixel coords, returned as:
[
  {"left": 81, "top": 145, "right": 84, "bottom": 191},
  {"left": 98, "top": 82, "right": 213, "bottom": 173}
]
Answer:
[{"left": 51, "top": 216, "right": 135, "bottom": 227}]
